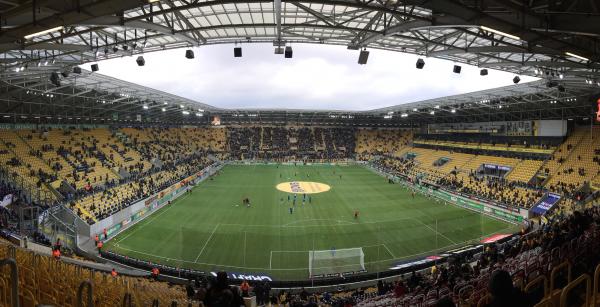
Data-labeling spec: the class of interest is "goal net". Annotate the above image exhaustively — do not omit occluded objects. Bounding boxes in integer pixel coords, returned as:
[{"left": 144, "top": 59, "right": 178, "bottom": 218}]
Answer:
[{"left": 308, "top": 247, "right": 365, "bottom": 277}]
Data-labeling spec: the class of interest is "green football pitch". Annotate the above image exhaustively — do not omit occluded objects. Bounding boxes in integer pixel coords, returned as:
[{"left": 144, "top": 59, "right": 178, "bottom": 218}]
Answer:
[{"left": 104, "top": 164, "right": 516, "bottom": 280}]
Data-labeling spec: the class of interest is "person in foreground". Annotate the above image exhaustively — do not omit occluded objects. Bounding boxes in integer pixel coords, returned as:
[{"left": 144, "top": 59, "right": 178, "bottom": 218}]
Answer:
[
  {"left": 203, "top": 271, "right": 244, "bottom": 307},
  {"left": 485, "top": 270, "right": 532, "bottom": 307}
]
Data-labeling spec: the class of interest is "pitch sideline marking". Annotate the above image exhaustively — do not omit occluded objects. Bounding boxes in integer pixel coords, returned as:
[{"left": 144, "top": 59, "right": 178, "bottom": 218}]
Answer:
[{"left": 194, "top": 223, "right": 220, "bottom": 263}]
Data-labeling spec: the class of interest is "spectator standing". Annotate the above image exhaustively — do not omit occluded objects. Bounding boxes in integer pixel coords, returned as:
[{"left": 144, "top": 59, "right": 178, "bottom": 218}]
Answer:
[
  {"left": 240, "top": 279, "right": 250, "bottom": 297},
  {"left": 485, "top": 270, "right": 531, "bottom": 307},
  {"left": 151, "top": 267, "right": 160, "bottom": 281},
  {"left": 204, "top": 271, "right": 243, "bottom": 307}
]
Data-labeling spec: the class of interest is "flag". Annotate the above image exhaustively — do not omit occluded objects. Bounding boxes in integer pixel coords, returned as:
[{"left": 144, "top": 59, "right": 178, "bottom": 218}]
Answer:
[{"left": 0, "top": 194, "right": 13, "bottom": 208}]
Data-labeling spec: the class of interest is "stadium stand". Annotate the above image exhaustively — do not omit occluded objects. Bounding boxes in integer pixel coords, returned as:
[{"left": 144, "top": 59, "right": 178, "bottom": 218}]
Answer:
[
  {"left": 0, "top": 239, "right": 188, "bottom": 307},
  {"left": 355, "top": 129, "right": 413, "bottom": 156},
  {"left": 69, "top": 153, "right": 210, "bottom": 223},
  {"left": 0, "top": 130, "right": 57, "bottom": 204},
  {"left": 545, "top": 127, "right": 599, "bottom": 199},
  {"left": 2, "top": 124, "right": 597, "bottom": 223},
  {"left": 1, "top": 124, "right": 600, "bottom": 307},
  {"left": 227, "top": 126, "right": 356, "bottom": 161},
  {"left": 374, "top": 147, "right": 548, "bottom": 210},
  {"left": 506, "top": 160, "right": 544, "bottom": 184},
  {"left": 1, "top": 127, "right": 216, "bottom": 223},
  {"left": 352, "top": 206, "right": 600, "bottom": 307}
]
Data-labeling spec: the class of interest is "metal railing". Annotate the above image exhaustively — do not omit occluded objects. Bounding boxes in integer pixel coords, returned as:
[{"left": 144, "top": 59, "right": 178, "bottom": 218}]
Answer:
[
  {"left": 0, "top": 258, "right": 19, "bottom": 307},
  {"left": 77, "top": 280, "right": 94, "bottom": 307}
]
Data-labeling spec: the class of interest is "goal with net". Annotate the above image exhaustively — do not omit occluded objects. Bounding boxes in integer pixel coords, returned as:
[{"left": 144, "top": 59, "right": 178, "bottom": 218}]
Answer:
[{"left": 308, "top": 247, "right": 365, "bottom": 277}]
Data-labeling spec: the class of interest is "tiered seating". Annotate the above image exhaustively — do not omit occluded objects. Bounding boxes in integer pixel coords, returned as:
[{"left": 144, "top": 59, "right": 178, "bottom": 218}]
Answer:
[
  {"left": 313, "top": 127, "right": 325, "bottom": 150},
  {"left": 63, "top": 129, "right": 120, "bottom": 191},
  {"left": 505, "top": 159, "right": 544, "bottom": 183},
  {"left": 449, "top": 172, "right": 543, "bottom": 208},
  {"left": 180, "top": 127, "right": 226, "bottom": 152},
  {"left": 227, "top": 126, "right": 261, "bottom": 159},
  {"left": 72, "top": 152, "right": 209, "bottom": 222},
  {"left": 122, "top": 127, "right": 217, "bottom": 160},
  {"left": 403, "top": 147, "right": 450, "bottom": 182},
  {"left": 414, "top": 135, "right": 557, "bottom": 155},
  {"left": 355, "top": 128, "right": 413, "bottom": 155},
  {"left": 0, "top": 130, "right": 57, "bottom": 203},
  {"left": 227, "top": 126, "right": 355, "bottom": 160},
  {"left": 88, "top": 128, "right": 152, "bottom": 175},
  {"left": 540, "top": 128, "right": 587, "bottom": 178},
  {"left": 355, "top": 206, "right": 600, "bottom": 307},
  {"left": 0, "top": 241, "right": 187, "bottom": 306},
  {"left": 1, "top": 130, "right": 57, "bottom": 181},
  {"left": 16, "top": 129, "right": 74, "bottom": 186},
  {"left": 376, "top": 149, "right": 545, "bottom": 208},
  {"left": 0, "top": 127, "right": 212, "bottom": 223},
  {"left": 18, "top": 128, "right": 121, "bottom": 191},
  {"left": 295, "top": 127, "right": 316, "bottom": 152},
  {"left": 436, "top": 152, "right": 475, "bottom": 174},
  {"left": 545, "top": 127, "right": 600, "bottom": 196}
]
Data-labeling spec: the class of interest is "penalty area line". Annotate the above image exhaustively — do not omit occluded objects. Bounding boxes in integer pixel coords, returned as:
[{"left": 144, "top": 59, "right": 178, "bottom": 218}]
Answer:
[
  {"left": 382, "top": 243, "right": 396, "bottom": 259},
  {"left": 194, "top": 224, "right": 219, "bottom": 263},
  {"left": 412, "top": 218, "right": 457, "bottom": 245}
]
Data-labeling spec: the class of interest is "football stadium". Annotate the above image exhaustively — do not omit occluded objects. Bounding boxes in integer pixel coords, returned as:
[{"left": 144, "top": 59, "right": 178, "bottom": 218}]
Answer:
[{"left": 1, "top": 0, "right": 600, "bottom": 306}]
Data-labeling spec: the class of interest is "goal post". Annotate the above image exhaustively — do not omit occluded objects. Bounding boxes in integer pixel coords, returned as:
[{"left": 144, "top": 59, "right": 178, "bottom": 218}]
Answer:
[{"left": 308, "top": 247, "right": 365, "bottom": 277}]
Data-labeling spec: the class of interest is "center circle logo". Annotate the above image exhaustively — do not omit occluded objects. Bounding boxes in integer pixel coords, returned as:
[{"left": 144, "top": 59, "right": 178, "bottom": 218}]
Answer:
[{"left": 276, "top": 181, "right": 331, "bottom": 194}]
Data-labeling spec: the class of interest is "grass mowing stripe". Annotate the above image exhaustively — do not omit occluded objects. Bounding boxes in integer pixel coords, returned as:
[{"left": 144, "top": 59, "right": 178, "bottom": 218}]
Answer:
[
  {"left": 112, "top": 226, "right": 510, "bottom": 271},
  {"left": 105, "top": 164, "right": 516, "bottom": 280},
  {"left": 113, "top": 195, "right": 182, "bottom": 244}
]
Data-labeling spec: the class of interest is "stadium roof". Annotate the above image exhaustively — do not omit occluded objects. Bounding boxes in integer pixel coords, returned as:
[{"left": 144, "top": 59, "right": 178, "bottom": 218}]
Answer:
[{"left": 1, "top": 0, "right": 599, "bottom": 125}]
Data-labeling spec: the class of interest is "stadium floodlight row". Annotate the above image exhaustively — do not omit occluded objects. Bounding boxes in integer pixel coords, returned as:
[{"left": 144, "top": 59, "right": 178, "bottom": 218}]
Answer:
[{"left": 0, "top": 72, "right": 598, "bottom": 126}]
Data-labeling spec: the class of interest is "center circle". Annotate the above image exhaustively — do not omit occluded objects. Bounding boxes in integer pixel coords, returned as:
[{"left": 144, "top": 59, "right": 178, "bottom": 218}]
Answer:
[{"left": 276, "top": 181, "right": 331, "bottom": 194}]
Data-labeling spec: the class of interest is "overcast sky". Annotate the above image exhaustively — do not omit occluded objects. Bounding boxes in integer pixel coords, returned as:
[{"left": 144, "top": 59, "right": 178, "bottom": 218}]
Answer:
[{"left": 94, "top": 43, "right": 537, "bottom": 111}]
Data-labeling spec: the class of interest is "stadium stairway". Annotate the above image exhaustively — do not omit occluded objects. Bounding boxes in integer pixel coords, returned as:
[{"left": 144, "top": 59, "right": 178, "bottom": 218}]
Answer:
[
  {"left": 314, "top": 130, "right": 325, "bottom": 151},
  {"left": 259, "top": 127, "right": 264, "bottom": 149}
]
